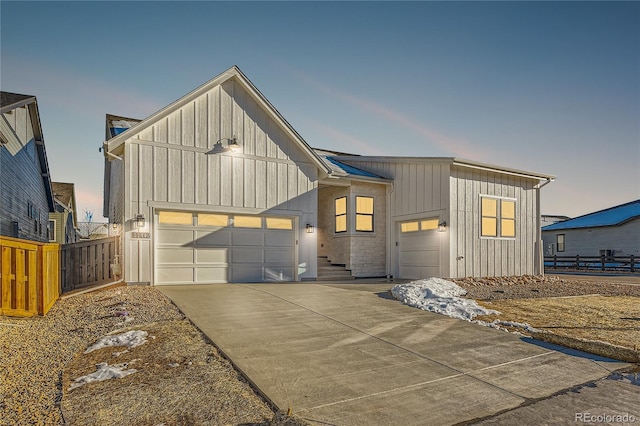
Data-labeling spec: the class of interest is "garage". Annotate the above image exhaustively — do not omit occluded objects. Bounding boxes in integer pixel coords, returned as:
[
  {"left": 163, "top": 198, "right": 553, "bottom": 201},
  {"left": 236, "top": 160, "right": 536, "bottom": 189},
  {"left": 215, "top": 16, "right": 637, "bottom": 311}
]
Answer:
[
  {"left": 155, "top": 211, "right": 296, "bottom": 284},
  {"left": 398, "top": 217, "right": 441, "bottom": 279}
]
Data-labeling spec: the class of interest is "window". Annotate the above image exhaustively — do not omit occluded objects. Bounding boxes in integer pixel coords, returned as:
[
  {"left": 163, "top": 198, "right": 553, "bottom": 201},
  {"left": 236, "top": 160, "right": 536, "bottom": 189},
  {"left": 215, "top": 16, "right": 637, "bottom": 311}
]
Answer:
[
  {"left": 401, "top": 221, "right": 419, "bottom": 233},
  {"left": 481, "top": 196, "right": 516, "bottom": 238},
  {"left": 233, "top": 216, "right": 262, "bottom": 228},
  {"left": 49, "top": 220, "right": 56, "bottom": 241},
  {"left": 355, "top": 196, "right": 374, "bottom": 232},
  {"left": 266, "top": 217, "right": 293, "bottom": 230},
  {"left": 198, "top": 213, "right": 228, "bottom": 227},
  {"left": 335, "top": 197, "right": 347, "bottom": 233},
  {"left": 421, "top": 218, "right": 439, "bottom": 231},
  {"left": 557, "top": 234, "right": 565, "bottom": 252},
  {"left": 159, "top": 211, "right": 192, "bottom": 225}
]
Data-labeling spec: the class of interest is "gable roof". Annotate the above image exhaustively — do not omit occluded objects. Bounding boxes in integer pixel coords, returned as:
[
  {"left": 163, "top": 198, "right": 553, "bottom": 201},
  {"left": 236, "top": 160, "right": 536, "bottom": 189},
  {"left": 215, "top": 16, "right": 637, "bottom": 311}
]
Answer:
[
  {"left": 0, "top": 91, "right": 55, "bottom": 212},
  {"left": 103, "top": 66, "right": 331, "bottom": 175},
  {"left": 1, "top": 92, "right": 36, "bottom": 113},
  {"left": 106, "top": 114, "right": 142, "bottom": 140},
  {"left": 542, "top": 200, "right": 640, "bottom": 231},
  {"left": 52, "top": 182, "right": 79, "bottom": 228}
]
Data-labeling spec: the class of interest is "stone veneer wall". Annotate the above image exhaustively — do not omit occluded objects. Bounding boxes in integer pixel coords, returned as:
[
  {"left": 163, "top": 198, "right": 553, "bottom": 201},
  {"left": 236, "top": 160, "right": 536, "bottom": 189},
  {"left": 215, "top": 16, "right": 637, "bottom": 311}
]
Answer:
[{"left": 317, "top": 182, "right": 387, "bottom": 277}]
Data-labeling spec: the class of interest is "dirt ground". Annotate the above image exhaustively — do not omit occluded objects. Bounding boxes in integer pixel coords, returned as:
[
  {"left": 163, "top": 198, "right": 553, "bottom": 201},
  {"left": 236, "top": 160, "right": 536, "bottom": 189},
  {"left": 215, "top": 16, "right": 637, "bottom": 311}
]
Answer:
[
  {"left": 454, "top": 275, "right": 640, "bottom": 362},
  {"left": 2, "top": 275, "right": 639, "bottom": 425}
]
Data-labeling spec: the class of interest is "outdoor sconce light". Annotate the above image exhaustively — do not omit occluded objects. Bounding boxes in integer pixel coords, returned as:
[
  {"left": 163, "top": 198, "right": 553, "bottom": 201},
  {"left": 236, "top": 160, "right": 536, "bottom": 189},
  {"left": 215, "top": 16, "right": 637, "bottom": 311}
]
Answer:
[
  {"left": 437, "top": 220, "right": 447, "bottom": 232},
  {"left": 206, "top": 137, "right": 241, "bottom": 154},
  {"left": 306, "top": 223, "right": 314, "bottom": 233},
  {"left": 134, "top": 214, "right": 146, "bottom": 229}
]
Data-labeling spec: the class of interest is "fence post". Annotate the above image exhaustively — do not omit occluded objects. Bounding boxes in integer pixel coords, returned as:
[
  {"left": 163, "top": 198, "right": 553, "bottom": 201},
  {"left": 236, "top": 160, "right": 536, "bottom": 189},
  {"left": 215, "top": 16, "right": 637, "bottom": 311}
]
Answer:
[
  {"left": 553, "top": 255, "right": 557, "bottom": 269},
  {"left": 632, "top": 255, "right": 636, "bottom": 273},
  {"left": 576, "top": 255, "right": 580, "bottom": 270},
  {"left": 601, "top": 254, "right": 606, "bottom": 271}
]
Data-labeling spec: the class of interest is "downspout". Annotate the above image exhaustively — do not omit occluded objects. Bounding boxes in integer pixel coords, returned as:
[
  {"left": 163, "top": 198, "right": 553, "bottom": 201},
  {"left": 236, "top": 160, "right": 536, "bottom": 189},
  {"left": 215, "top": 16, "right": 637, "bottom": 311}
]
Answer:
[
  {"left": 535, "top": 178, "right": 554, "bottom": 276},
  {"left": 103, "top": 145, "right": 124, "bottom": 280},
  {"left": 386, "top": 182, "right": 395, "bottom": 281}
]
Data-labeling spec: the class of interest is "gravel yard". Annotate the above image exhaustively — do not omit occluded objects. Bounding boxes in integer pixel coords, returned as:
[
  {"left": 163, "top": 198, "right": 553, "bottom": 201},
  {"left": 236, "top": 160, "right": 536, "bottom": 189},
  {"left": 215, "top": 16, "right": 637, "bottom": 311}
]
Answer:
[
  {"left": 0, "top": 285, "right": 303, "bottom": 426},
  {"left": 2, "top": 276, "right": 638, "bottom": 425}
]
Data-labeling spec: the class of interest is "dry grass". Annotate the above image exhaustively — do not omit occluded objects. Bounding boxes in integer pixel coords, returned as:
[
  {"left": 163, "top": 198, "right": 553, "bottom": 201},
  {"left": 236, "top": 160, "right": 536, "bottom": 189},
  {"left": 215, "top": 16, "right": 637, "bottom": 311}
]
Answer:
[{"left": 476, "top": 295, "right": 640, "bottom": 361}]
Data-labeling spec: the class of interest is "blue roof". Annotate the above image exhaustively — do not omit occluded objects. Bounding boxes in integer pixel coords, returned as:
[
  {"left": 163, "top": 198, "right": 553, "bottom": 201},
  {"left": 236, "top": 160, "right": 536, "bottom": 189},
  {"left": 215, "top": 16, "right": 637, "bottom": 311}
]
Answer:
[
  {"left": 542, "top": 200, "right": 640, "bottom": 231},
  {"left": 324, "top": 156, "right": 383, "bottom": 178}
]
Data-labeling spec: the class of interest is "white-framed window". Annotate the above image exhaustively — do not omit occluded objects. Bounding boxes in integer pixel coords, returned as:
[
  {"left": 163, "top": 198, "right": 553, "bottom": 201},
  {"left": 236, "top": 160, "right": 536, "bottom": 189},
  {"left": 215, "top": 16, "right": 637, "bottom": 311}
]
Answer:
[
  {"left": 557, "top": 234, "right": 565, "bottom": 252},
  {"left": 481, "top": 196, "right": 516, "bottom": 238},
  {"left": 159, "top": 211, "right": 193, "bottom": 225}
]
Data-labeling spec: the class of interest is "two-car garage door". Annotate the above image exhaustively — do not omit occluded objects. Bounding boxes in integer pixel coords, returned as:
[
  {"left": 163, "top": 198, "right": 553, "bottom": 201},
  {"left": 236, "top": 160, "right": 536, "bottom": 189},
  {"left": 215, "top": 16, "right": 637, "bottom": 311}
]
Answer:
[{"left": 155, "top": 211, "right": 295, "bottom": 285}]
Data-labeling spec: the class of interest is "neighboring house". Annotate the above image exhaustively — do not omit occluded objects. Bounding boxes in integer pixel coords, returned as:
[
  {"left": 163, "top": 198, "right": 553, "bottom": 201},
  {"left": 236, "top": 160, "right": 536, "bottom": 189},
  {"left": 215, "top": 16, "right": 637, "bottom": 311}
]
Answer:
[
  {"left": 541, "top": 214, "right": 570, "bottom": 228},
  {"left": 0, "top": 92, "right": 55, "bottom": 242},
  {"left": 542, "top": 200, "right": 640, "bottom": 257},
  {"left": 102, "top": 66, "right": 555, "bottom": 285},
  {"left": 49, "top": 182, "right": 79, "bottom": 244},
  {"left": 77, "top": 222, "right": 109, "bottom": 240}
]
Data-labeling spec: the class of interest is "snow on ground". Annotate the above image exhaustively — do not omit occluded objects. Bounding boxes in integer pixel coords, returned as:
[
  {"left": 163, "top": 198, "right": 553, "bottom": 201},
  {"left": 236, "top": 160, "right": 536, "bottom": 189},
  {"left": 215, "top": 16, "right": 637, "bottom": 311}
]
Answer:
[
  {"left": 391, "top": 278, "right": 500, "bottom": 321},
  {"left": 84, "top": 330, "right": 148, "bottom": 354},
  {"left": 391, "top": 278, "right": 539, "bottom": 334},
  {"left": 68, "top": 362, "right": 138, "bottom": 391}
]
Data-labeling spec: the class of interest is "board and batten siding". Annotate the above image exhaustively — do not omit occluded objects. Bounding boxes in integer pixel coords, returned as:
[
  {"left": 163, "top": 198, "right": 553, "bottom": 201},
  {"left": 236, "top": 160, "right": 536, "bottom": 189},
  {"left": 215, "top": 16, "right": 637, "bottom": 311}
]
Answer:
[
  {"left": 449, "top": 165, "right": 538, "bottom": 278},
  {"left": 337, "top": 158, "right": 451, "bottom": 278},
  {"left": 113, "top": 77, "right": 319, "bottom": 283}
]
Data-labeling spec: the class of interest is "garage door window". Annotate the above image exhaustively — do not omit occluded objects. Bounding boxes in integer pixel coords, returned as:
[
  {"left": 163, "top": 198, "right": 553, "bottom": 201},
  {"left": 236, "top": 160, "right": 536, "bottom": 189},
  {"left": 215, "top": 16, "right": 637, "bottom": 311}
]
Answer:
[
  {"left": 266, "top": 217, "right": 293, "bottom": 230},
  {"left": 233, "top": 216, "right": 262, "bottom": 228},
  {"left": 401, "top": 221, "right": 419, "bottom": 232},
  {"left": 421, "top": 218, "right": 438, "bottom": 231},
  {"left": 198, "top": 213, "right": 228, "bottom": 227},
  {"left": 159, "top": 211, "right": 193, "bottom": 225}
]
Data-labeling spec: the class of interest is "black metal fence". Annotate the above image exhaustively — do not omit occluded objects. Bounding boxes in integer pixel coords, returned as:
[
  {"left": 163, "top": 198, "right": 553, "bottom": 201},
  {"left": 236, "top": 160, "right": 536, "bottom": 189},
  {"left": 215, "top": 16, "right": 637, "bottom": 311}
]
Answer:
[{"left": 544, "top": 255, "right": 637, "bottom": 273}]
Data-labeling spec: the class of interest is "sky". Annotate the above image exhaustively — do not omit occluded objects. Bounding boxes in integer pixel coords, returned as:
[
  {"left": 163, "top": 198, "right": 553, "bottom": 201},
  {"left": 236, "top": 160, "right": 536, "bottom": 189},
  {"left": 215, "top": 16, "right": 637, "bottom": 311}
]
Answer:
[{"left": 1, "top": 1, "right": 638, "bottom": 220}]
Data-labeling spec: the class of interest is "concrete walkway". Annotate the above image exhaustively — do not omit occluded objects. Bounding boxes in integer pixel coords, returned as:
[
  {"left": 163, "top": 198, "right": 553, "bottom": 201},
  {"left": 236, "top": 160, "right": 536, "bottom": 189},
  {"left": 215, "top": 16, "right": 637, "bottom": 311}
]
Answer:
[{"left": 159, "top": 283, "right": 632, "bottom": 425}]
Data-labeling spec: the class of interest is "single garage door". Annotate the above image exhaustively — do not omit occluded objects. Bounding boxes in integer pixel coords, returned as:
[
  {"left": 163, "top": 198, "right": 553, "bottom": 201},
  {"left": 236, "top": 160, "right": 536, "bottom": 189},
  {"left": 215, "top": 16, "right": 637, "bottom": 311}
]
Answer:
[
  {"left": 156, "top": 211, "right": 295, "bottom": 284},
  {"left": 398, "top": 217, "right": 441, "bottom": 279}
]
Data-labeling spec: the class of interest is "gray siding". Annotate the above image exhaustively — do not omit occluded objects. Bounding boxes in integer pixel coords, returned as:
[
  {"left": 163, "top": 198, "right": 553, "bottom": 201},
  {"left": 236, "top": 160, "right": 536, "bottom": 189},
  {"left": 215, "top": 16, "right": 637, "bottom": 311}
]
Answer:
[
  {"left": 542, "top": 220, "right": 640, "bottom": 257},
  {"left": 449, "top": 166, "right": 538, "bottom": 278},
  {"left": 0, "top": 106, "right": 50, "bottom": 242}
]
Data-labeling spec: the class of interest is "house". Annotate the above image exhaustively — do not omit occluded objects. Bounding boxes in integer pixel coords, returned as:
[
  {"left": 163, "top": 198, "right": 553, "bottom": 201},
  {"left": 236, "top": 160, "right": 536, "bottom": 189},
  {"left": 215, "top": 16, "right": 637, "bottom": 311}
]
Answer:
[
  {"left": 541, "top": 214, "right": 570, "bottom": 227},
  {"left": 0, "top": 91, "right": 55, "bottom": 242},
  {"left": 102, "top": 66, "right": 555, "bottom": 285},
  {"left": 77, "top": 222, "right": 109, "bottom": 240},
  {"left": 49, "top": 182, "right": 79, "bottom": 244},
  {"left": 542, "top": 200, "right": 640, "bottom": 257}
]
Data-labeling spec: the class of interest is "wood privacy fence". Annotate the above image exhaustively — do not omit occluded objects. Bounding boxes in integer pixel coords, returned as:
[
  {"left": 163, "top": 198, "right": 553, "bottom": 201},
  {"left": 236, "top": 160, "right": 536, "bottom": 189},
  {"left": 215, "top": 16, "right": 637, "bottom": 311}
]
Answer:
[
  {"left": 0, "top": 236, "right": 59, "bottom": 316},
  {"left": 60, "top": 237, "right": 118, "bottom": 293},
  {"left": 544, "top": 255, "right": 638, "bottom": 273}
]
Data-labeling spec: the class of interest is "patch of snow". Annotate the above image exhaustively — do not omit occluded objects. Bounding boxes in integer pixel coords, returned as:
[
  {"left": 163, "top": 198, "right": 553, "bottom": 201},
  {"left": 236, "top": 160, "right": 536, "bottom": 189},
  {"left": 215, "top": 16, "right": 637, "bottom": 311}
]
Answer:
[
  {"left": 68, "top": 362, "right": 137, "bottom": 391},
  {"left": 392, "top": 279, "right": 541, "bottom": 334},
  {"left": 392, "top": 278, "right": 500, "bottom": 321},
  {"left": 85, "top": 330, "right": 148, "bottom": 354}
]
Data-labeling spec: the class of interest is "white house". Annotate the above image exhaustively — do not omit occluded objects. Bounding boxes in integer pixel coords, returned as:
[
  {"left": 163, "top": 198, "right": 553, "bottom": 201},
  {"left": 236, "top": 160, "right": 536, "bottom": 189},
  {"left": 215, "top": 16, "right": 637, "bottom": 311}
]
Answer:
[
  {"left": 102, "top": 66, "right": 555, "bottom": 285},
  {"left": 542, "top": 200, "right": 640, "bottom": 258}
]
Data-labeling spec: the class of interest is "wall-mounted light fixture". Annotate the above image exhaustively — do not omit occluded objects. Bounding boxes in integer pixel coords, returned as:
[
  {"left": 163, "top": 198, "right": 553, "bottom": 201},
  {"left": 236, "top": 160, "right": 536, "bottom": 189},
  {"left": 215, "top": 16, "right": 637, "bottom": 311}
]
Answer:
[
  {"left": 306, "top": 223, "right": 315, "bottom": 233},
  {"left": 134, "top": 214, "right": 146, "bottom": 229},
  {"left": 437, "top": 220, "right": 447, "bottom": 232},
  {"left": 206, "top": 137, "right": 241, "bottom": 154}
]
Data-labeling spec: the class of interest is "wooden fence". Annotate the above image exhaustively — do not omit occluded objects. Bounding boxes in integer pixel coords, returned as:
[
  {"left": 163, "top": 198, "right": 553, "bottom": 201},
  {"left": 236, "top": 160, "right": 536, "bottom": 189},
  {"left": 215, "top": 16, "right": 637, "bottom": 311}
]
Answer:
[
  {"left": 544, "top": 255, "right": 638, "bottom": 273},
  {"left": 0, "top": 236, "right": 59, "bottom": 316},
  {"left": 60, "top": 237, "right": 119, "bottom": 293}
]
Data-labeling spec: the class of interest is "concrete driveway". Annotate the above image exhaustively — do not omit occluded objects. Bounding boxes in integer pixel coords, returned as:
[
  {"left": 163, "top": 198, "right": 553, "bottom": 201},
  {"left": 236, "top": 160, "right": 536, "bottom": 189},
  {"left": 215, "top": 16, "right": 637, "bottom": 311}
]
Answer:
[{"left": 159, "top": 282, "right": 632, "bottom": 425}]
